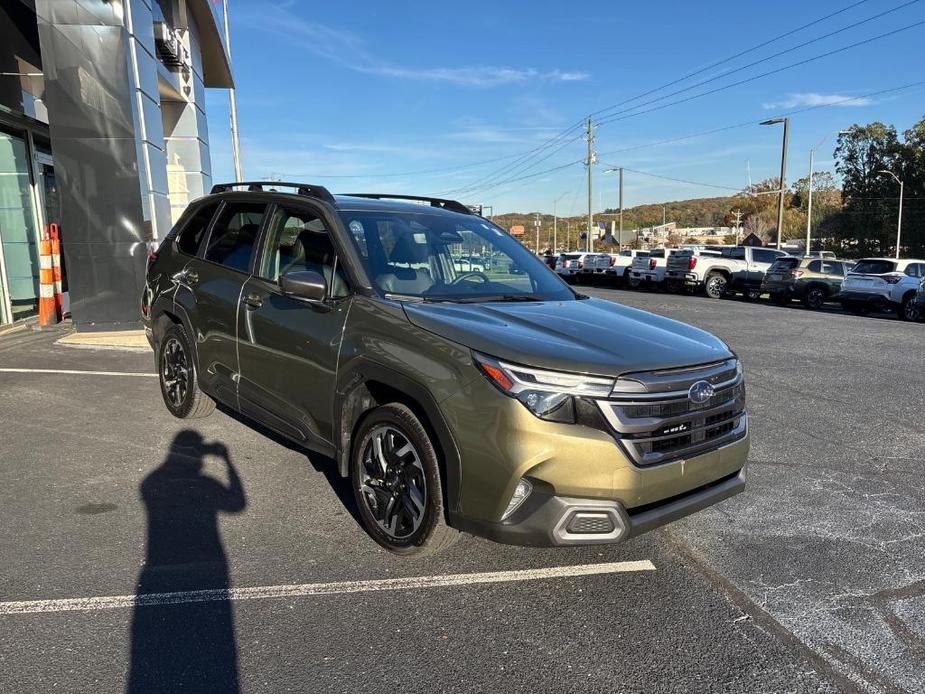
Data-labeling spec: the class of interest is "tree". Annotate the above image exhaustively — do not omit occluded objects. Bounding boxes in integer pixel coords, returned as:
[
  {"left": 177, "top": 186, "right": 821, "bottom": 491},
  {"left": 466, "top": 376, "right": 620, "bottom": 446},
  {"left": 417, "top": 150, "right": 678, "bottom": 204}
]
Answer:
[{"left": 834, "top": 122, "right": 903, "bottom": 256}]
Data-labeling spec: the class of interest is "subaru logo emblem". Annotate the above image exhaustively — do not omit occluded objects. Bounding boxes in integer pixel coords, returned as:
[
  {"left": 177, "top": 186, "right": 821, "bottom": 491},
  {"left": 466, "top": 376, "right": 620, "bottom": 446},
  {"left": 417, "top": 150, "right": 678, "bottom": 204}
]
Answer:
[{"left": 688, "top": 380, "right": 715, "bottom": 405}]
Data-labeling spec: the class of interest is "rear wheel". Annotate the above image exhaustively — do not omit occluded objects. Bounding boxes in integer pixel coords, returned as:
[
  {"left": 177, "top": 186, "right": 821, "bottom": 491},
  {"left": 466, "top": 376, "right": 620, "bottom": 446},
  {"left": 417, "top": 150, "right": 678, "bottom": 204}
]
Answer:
[
  {"left": 351, "top": 404, "right": 458, "bottom": 556},
  {"left": 704, "top": 273, "right": 727, "bottom": 299},
  {"left": 899, "top": 294, "right": 921, "bottom": 322},
  {"left": 627, "top": 273, "right": 641, "bottom": 289},
  {"left": 744, "top": 290, "right": 762, "bottom": 301},
  {"left": 157, "top": 323, "right": 215, "bottom": 419},
  {"left": 802, "top": 286, "right": 827, "bottom": 310}
]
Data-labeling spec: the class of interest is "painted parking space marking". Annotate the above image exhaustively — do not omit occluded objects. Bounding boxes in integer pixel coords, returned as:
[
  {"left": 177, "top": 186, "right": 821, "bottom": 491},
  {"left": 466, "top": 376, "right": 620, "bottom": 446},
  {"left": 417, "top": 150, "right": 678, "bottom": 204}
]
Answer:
[
  {"left": 0, "top": 561, "right": 655, "bottom": 615},
  {"left": 0, "top": 367, "right": 156, "bottom": 378}
]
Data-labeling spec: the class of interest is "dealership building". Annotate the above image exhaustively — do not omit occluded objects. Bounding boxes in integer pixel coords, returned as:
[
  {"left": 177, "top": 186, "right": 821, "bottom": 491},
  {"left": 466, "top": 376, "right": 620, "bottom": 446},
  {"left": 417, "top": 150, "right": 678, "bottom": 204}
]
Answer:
[{"left": 0, "top": 0, "right": 232, "bottom": 330}]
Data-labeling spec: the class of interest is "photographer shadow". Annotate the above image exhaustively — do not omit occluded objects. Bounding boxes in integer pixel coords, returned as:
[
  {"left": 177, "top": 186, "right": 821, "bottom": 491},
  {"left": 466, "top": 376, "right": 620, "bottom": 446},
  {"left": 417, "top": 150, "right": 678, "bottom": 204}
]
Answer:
[{"left": 126, "top": 430, "right": 246, "bottom": 694}]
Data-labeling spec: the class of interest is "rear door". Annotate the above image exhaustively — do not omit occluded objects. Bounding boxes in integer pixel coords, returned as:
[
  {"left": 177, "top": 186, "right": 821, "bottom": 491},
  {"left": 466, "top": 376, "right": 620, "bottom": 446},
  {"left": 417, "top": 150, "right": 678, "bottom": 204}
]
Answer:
[
  {"left": 236, "top": 202, "right": 352, "bottom": 447},
  {"left": 176, "top": 200, "right": 266, "bottom": 404}
]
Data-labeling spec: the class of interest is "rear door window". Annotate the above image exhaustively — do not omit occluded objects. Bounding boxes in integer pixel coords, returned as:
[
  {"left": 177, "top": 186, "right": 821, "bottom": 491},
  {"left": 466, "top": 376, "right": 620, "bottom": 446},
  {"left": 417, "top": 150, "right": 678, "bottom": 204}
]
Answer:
[
  {"left": 753, "top": 249, "right": 783, "bottom": 264},
  {"left": 904, "top": 263, "right": 923, "bottom": 278},
  {"left": 176, "top": 202, "right": 219, "bottom": 256},
  {"left": 203, "top": 202, "right": 266, "bottom": 273},
  {"left": 807, "top": 260, "right": 823, "bottom": 273}
]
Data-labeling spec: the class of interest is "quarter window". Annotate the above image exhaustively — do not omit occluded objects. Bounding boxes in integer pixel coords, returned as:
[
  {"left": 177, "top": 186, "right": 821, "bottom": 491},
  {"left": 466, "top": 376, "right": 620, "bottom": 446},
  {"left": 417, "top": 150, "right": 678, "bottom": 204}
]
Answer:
[
  {"left": 808, "top": 260, "right": 823, "bottom": 273},
  {"left": 905, "top": 263, "right": 923, "bottom": 278},
  {"left": 176, "top": 202, "right": 219, "bottom": 256},
  {"left": 203, "top": 203, "right": 266, "bottom": 273}
]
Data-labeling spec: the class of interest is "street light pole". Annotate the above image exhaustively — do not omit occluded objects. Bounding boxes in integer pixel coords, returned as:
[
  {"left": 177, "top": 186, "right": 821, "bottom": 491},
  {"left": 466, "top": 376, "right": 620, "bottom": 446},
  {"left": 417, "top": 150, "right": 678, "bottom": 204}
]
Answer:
[
  {"left": 761, "top": 117, "right": 789, "bottom": 249},
  {"left": 806, "top": 129, "right": 849, "bottom": 255},
  {"left": 878, "top": 170, "right": 904, "bottom": 259}
]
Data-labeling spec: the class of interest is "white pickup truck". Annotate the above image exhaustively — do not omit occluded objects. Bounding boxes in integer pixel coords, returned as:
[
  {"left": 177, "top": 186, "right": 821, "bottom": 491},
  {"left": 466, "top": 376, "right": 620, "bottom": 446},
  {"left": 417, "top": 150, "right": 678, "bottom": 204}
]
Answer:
[
  {"left": 579, "top": 253, "right": 617, "bottom": 280},
  {"left": 630, "top": 248, "right": 686, "bottom": 288},
  {"left": 664, "top": 246, "right": 787, "bottom": 299},
  {"left": 605, "top": 250, "right": 650, "bottom": 285}
]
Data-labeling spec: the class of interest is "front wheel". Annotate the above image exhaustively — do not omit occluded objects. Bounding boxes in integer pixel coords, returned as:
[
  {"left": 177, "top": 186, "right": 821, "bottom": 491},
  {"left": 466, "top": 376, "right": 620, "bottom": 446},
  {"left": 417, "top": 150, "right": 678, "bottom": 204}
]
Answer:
[
  {"left": 899, "top": 295, "right": 921, "bottom": 322},
  {"left": 351, "top": 404, "right": 458, "bottom": 556}
]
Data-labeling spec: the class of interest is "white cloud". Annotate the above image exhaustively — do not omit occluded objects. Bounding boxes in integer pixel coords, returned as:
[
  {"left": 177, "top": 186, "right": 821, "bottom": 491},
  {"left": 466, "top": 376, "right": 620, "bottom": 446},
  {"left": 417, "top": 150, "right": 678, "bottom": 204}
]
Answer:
[
  {"left": 762, "top": 93, "right": 873, "bottom": 109},
  {"left": 244, "top": 5, "right": 589, "bottom": 88}
]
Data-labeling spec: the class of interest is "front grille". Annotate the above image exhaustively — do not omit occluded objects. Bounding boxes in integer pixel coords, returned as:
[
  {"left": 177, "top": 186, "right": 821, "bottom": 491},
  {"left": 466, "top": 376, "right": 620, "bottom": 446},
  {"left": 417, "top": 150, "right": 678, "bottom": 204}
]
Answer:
[{"left": 596, "top": 359, "right": 747, "bottom": 466}]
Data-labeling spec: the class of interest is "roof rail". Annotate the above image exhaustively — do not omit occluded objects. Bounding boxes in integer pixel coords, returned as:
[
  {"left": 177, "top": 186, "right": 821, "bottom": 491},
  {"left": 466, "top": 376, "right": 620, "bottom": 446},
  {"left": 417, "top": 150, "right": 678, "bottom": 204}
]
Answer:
[
  {"left": 210, "top": 181, "right": 336, "bottom": 204},
  {"left": 342, "top": 193, "right": 475, "bottom": 216}
]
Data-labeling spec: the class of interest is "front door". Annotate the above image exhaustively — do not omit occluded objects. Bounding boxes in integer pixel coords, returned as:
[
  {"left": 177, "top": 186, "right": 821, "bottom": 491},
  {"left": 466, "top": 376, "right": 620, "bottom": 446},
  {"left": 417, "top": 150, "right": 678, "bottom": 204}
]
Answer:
[
  {"left": 182, "top": 201, "right": 266, "bottom": 405},
  {"left": 237, "top": 202, "right": 352, "bottom": 447}
]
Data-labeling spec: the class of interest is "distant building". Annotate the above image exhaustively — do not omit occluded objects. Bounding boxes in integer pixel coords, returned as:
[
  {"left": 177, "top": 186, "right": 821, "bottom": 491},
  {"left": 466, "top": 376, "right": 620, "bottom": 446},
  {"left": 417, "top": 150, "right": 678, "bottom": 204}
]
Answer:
[{"left": 741, "top": 233, "right": 765, "bottom": 247}]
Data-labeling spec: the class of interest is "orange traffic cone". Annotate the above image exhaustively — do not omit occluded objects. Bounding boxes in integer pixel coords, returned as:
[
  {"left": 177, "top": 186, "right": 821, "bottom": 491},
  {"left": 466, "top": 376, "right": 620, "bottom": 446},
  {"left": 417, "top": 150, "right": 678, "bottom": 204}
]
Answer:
[
  {"left": 38, "top": 232, "right": 58, "bottom": 327},
  {"left": 49, "top": 223, "right": 63, "bottom": 320}
]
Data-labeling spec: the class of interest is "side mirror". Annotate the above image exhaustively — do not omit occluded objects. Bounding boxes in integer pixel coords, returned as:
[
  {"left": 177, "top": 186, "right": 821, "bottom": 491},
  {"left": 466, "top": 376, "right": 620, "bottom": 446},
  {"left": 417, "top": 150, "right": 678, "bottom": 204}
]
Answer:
[{"left": 279, "top": 270, "right": 327, "bottom": 302}]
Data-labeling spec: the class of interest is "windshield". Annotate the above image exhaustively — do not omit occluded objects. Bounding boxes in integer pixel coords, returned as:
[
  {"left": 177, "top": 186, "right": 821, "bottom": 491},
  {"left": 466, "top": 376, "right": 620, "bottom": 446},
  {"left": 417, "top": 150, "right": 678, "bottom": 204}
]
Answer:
[{"left": 340, "top": 209, "right": 575, "bottom": 302}]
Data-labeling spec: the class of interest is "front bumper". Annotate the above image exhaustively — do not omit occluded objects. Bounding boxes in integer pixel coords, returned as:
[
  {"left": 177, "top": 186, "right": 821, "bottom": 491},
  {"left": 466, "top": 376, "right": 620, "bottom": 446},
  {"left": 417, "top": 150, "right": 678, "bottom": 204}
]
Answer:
[{"left": 452, "top": 465, "right": 746, "bottom": 547}]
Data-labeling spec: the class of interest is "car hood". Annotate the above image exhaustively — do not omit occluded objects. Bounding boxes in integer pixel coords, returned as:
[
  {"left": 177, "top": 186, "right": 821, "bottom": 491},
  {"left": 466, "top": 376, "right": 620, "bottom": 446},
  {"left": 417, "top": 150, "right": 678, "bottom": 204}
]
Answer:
[{"left": 402, "top": 297, "right": 732, "bottom": 377}]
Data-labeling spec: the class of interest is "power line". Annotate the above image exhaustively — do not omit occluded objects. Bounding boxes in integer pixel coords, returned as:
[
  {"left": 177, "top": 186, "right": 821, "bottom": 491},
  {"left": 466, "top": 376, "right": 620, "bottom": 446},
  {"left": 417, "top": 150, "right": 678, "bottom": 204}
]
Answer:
[
  {"left": 595, "top": 80, "right": 925, "bottom": 159},
  {"left": 594, "top": 18, "right": 925, "bottom": 128},
  {"left": 429, "top": 2, "right": 911, "bottom": 199},
  {"left": 591, "top": 0, "right": 918, "bottom": 126},
  {"left": 604, "top": 165, "right": 743, "bottom": 192}
]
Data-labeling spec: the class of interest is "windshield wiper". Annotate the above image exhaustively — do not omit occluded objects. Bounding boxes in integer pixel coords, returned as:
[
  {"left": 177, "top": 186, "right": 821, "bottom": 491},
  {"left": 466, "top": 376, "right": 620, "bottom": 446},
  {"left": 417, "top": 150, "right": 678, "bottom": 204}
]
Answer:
[{"left": 453, "top": 294, "right": 545, "bottom": 303}]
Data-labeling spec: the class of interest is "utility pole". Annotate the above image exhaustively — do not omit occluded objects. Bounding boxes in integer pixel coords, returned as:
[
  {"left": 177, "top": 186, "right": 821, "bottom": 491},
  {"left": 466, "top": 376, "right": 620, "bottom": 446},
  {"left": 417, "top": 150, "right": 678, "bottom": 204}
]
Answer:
[
  {"left": 662, "top": 205, "right": 666, "bottom": 226},
  {"left": 878, "top": 170, "right": 904, "bottom": 259},
  {"left": 534, "top": 214, "right": 541, "bottom": 254},
  {"left": 805, "top": 148, "right": 815, "bottom": 254},
  {"left": 586, "top": 117, "right": 594, "bottom": 253},
  {"left": 732, "top": 209, "right": 743, "bottom": 245},
  {"left": 222, "top": 0, "right": 244, "bottom": 180}
]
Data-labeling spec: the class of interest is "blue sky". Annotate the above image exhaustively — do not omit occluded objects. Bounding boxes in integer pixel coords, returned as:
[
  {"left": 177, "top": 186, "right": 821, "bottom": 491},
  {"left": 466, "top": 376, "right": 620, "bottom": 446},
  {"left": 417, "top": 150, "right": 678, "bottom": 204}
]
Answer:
[{"left": 205, "top": 0, "right": 925, "bottom": 215}]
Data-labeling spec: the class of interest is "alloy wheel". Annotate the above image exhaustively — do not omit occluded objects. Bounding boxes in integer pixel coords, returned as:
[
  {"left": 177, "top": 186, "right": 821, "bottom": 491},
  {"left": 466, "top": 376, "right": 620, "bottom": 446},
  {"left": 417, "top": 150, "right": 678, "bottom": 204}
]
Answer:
[
  {"left": 904, "top": 300, "right": 920, "bottom": 321},
  {"left": 161, "top": 337, "right": 190, "bottom": 408},
  {"left": 806, "top": 288, "right": 825, "bottom": 310},
  {"left": 359, "top": 425, "right": 427, "bottom": 539},
  {"left": 706, "top": 275, "right": 726, "bottom": 299}
]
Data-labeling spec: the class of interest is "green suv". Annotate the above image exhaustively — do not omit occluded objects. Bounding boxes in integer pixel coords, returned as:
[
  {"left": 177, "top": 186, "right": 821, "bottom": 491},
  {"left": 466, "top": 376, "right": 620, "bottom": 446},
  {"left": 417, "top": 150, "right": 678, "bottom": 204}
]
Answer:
[
  {"left": 143, "top": 182, "right": 748, "bottom": 555},
  {"left": 762, "top": 256, "right": 855, "bottom": 309}
]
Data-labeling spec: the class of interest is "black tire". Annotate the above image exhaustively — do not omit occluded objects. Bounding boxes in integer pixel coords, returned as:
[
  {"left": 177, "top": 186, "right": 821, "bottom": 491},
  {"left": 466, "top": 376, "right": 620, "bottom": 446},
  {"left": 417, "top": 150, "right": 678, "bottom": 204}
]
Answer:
[
  {"left": 744, "top": 289, "right": 762, "bottom": 301},
  {"left": 627, "top": 273, "right": 641, "bottom": 289},
  {"left": 802, "top": 286, "right": 827, "bottom": 310},
  {"left": 704, "top": 272, "right": 727, "bottom": 299},
  {"left": 351, "top": 403, "right": 459, "bottom": 556},
  {"left": 157, "top": 323, "right": 215, "bottom": 419},
  {"left": 898, "top": 294, "right": 921, "bottom": 322}
]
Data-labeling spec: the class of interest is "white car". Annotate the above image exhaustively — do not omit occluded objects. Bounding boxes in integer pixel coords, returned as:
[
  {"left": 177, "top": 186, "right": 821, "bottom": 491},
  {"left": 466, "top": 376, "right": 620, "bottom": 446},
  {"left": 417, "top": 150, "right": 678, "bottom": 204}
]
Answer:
[
  {"left": 839, "top": 258, "right": 925, "bottom": 321},
  {"left": 606, "top": 250, "right": 650, "bottom": 285},
  {"left": 630, "top": 248, "right": 685, "bottom": 288},
  {"left": 555, "top": 253, "right": 586, "bottom": 281}
]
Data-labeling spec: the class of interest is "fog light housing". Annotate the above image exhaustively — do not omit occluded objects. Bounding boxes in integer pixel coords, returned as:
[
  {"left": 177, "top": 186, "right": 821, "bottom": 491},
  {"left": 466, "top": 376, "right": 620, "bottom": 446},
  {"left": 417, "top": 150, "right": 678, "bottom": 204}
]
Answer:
[{"left": 502, "top": 478, "right": 532, "bottom": 520}]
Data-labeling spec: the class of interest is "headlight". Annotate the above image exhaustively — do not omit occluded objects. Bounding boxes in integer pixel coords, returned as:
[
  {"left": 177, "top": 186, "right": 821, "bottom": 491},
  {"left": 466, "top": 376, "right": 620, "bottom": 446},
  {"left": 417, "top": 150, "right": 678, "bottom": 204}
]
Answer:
[{"left": 474, "top": 353, "right": 613, "bottom": 421}]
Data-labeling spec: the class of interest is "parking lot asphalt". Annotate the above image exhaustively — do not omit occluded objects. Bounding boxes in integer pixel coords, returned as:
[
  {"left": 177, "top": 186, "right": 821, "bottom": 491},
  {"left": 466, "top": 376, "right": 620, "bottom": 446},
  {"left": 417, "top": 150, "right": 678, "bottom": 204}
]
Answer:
[{"left": 0, "top": 289, "right": 922, "bottom": 693}]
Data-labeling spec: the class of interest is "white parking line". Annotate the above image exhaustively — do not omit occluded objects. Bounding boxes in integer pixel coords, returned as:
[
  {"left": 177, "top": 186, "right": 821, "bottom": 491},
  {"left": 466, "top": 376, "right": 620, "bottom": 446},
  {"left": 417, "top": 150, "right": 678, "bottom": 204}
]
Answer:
[
  {"left": 0, "top": 561, "right": 655, "bottom": 615},
  {"left": 0, "top": 367, "right": 156, "bottom": 378}
]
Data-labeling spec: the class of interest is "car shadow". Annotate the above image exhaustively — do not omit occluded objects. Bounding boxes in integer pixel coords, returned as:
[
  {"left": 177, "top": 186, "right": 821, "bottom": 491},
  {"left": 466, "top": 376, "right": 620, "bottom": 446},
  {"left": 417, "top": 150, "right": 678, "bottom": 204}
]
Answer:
[
  {"left": 216, "top": 403, "right": 362, "bottom": 527},
  {"left": 126, "top": 430, "right": 246, "bottom": 694}
]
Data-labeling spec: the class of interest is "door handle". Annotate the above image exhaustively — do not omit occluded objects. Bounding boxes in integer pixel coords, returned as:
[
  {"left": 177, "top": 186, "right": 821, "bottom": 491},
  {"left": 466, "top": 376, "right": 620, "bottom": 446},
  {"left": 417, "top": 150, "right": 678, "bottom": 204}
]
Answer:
[{"left": 243, "top": 293, "right": 263, "bottom": 309}]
